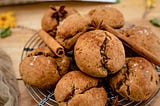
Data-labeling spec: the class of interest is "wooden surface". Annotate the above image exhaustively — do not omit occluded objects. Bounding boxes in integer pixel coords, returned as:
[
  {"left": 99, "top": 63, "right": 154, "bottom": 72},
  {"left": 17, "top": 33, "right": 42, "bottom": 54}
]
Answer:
[{"left": 0, "top": 0, "right": 160, "bottom": 106}]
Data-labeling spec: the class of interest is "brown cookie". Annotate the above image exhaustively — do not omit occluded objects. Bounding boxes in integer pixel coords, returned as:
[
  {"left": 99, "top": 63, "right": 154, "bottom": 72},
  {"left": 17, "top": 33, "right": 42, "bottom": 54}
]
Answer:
[
  {"left": 55, "top": 14, "right": 91, "bottom": 51},
  {"left": 41, "top": 5, "right": 77, "bottom": 36},
  {"left": 19, "top": 46, "right": 70, "bottom": 89},
  {"left": 88, "top": 6, "right": 125, "bottom": 29},
  {"left": 54, "top": 71, "right": 108, "bottom": 106},
  {"left": 120, "top": 25, "right": 160, "bottom": 66},
  {"left": 109, "top": 57, "right": 159, "bottom": 101},
  {"left": 74, "top": 30, "right": 125, "bottom": 77}
]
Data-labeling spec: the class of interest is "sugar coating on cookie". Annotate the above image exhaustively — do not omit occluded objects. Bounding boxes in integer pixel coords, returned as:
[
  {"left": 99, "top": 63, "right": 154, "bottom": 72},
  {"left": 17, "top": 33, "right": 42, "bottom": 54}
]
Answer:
[
  {"left": 19, "top": 46, "right": 70, "bottom": 89},
  {"left": 109, "top": 57, "right": 159, "bottom": 101}
]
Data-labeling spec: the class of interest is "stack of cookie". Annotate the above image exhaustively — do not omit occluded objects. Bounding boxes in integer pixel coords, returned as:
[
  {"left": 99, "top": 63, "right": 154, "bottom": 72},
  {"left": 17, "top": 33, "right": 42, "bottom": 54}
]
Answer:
[{"left": 19, "top": 5, "right": 160, "bottom": 106}]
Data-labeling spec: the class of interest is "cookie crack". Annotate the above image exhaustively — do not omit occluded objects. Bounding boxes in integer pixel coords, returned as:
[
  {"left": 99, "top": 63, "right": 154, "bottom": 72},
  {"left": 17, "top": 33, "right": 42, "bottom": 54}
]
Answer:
[
  {"left": 123, "top": 61, "right": 131, "bottom": 96},
  {"left": 63, "top": 81, "right": 101, "bottom": 104},
  {"left": 116, "top": 62, "right": 131, "bottom": 96},
  {"left": 79, "top": 85, "right": 99, "bottom": 95},
  {"left": 27, "top": 51, "right": 56, "bottom": 58},
  {"left": 63, "top": 84, "right": 75, "bottom": 102},
  {"left": 100, "top": 37, "right": 110, "bottom": 72}
]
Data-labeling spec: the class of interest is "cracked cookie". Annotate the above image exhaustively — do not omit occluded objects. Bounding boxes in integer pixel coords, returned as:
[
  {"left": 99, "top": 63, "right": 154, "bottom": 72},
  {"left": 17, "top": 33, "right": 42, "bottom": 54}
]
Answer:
[
  {"left": 109, "top": 57, "right": 159, "bottom": 101},
  {"left": 55, "top": 13, "right": 91, "bottom": 51},
  {"left": 41, "top": 5, "right": 77, "bottom": 36},
  {"left": 88, "top": 6, "right": 125, "bottom": 29},
  {"left": 19, "top": 46, "right": 70, "bottom": 89},
  {"left": 54, "top": 71, "right": 108, "bottom": 106},
  {"left": 74, "top": 30, "right": 125, "bottom": 77}
]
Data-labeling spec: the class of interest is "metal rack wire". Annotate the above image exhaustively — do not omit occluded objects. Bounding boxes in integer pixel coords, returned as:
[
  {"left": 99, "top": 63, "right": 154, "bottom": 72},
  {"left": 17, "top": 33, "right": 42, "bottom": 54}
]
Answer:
[{"left": 21, "top": 33, "right": 160, "bottom": 106}]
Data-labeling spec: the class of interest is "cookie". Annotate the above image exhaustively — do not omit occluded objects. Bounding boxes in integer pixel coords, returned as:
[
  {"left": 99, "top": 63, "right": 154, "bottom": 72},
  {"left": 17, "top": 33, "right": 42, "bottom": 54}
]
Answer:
[
  {"left": 119, "top": 25, "right": 160, "bottom": 66},
  {"left": 19, "top": 46, "right": 70, "bottom": 89},
  {"left": 41, "top": 5, "right": 77, "bottom": 36},
  {"left": 54, "top": 71, "right": 108, "bottom": 106},
  {"left": 88, "top": 6, "right": 125, "bottom": 29},
  {"left": 74, "top": 30, "right": 125, "bottom": 77},
  {"left": 109, "top": 57, "right": 159, "bottom": 101},
  {"left": 55, "top": 13, "right": 91, "bottom": 51}
]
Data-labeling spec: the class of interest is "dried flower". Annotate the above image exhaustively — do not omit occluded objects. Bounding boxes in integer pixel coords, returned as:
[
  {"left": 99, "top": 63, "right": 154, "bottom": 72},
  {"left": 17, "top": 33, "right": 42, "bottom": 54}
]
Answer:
[
  {"left": 0, "top": 11, "right": 15, "bottom": 38},
  {"left": 0, "top": 11, "right": 16, "bottom": 29}
]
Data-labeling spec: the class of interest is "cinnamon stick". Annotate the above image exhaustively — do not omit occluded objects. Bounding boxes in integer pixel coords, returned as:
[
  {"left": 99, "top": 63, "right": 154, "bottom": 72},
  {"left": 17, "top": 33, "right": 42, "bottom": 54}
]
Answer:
[
  {"left": 38, "top": 29, "right": 64, "bottom": 57},
  {"left": 103, "top": 24, "right": 160, "bottom": 66}
]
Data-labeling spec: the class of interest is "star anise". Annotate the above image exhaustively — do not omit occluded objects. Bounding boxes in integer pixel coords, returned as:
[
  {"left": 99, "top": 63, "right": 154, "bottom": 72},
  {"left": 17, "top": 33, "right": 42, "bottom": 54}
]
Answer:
[
  {"left": 87, "top": 20, "right": 106, "bottom": 31},
  {"left": 50, "top": 5, "right": 68, "bottom": 22},
  {"left": 58, "top": 6, "right": 67, "bottom": 18}
]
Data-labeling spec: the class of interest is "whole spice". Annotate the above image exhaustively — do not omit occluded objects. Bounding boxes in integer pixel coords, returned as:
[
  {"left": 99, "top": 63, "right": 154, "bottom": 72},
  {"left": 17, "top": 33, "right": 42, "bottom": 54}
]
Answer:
[
  {"left": 50, "top": 5, "right": 67, "bottom": 22},
  {"left": 88, "top": 20, "right": 105, "bottom": 31}
]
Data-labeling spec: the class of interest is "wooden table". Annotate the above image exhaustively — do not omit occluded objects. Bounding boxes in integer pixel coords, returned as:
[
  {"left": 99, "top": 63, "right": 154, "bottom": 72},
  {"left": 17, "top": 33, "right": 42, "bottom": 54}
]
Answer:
[{"left": 0, "top": 0, "right": 160, "bottom": 106}]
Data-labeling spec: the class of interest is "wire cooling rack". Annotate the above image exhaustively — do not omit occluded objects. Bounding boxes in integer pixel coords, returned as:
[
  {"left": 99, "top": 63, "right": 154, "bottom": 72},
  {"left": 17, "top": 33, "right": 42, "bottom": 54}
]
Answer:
[{"left": 21, "top": 33, "right": 160, "bottom": 106}]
